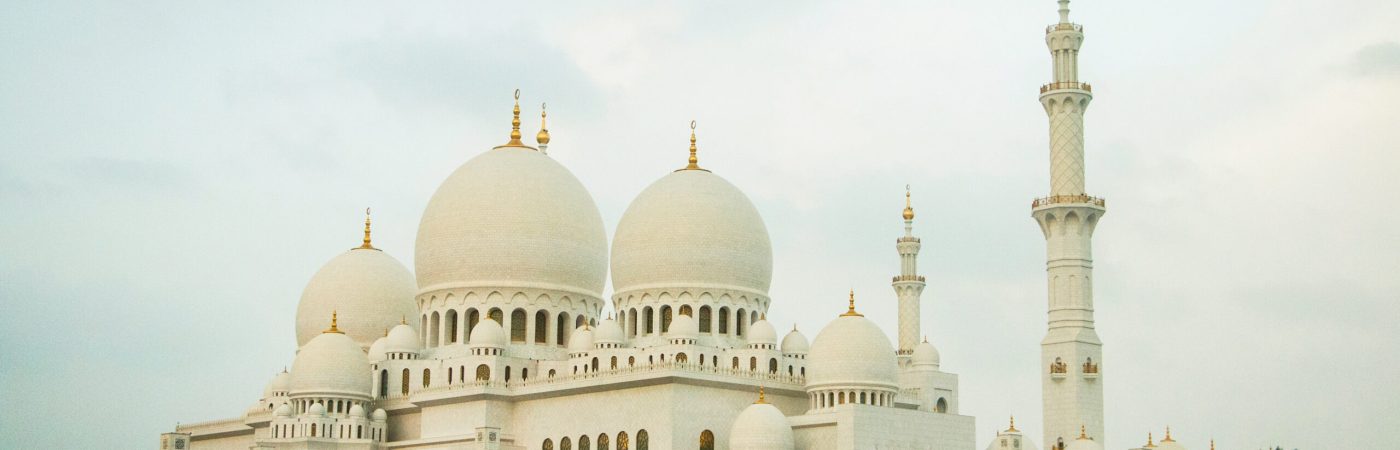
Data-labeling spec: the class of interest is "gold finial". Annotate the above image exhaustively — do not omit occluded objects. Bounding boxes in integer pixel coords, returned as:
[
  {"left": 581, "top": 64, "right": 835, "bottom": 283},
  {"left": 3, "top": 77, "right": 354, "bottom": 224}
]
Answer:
[
  {"left": 536, "top": 102, "right": 550, "bottom": 145},
  {"left": 1078, "top": 425, "right": 1088, "bottom": 440},
  {"left": 760, "top": 313, "right": 766, "bottom": 320},
  {"left": 923, "top": 335, "right": 929, "bottom": 343},
  {"left": 357, "top": 207, "right": 377, "bottom": 250},
  {"left": 903, "top": 185, "right": 915, "bottom": 221},
  {"left": 1007, "top": 415, "right": 1018, "bottom": 432},
  {"left": 841, "top": 289, "right": 864, "bottom": 316},
  {"left": 1145, "top": 432, "right": 1156, "bottom": 447},
  {"left": 677, "top": 120, "right": 709, "bottom": 172},
  {"left": 756, "top": 386, "right": 767, "bottom": 404},
  {"left": 1210, "top": 439, "right": 1215, "bottom": 450},
  {"left": 324, "top": 310, "right": 343, "bottom": 334},
  {"left": 497, "top": 89, "right": 531, "bottom": 149},
  {"left": 1162, "top": 427, "right": 1173, "bottom": 442}
]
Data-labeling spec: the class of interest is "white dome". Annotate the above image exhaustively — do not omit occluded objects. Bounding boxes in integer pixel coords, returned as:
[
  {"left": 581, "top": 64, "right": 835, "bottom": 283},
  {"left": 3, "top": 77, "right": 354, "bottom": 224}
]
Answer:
[
  {"left": 274, "top": 403, "right": 291, "bottom": 417},
  {"left": 1156, "top": 437, "right": 1187, "bottom": 450},
  {"left": 611, "top": 169, "right": 772, "bottom": 295},
  {"left": 349, "top": 404, "right": 366, "bottom": 418},
  {"left": 469, "top": 318, "right": 507, "bottom": 348},
  {"left": 748, "top": 318, "right": 777, "bottom": 345},
  {"left": 289, "top": 331, "right": 372, "bottom": 399},
  {"left": 568, "top": 325, "right": 594, "bottom": 353},
  {"left": 384, "top": 323, "right": 422, "bottom": 354},
  {"left": 728, "top": 401, "right": 795, "bottom": 450},
  {"left": 295, "top": 247, "right": 417, "bottom": 349},
  {"left": 807, "top": 314, "right": 899, "bottom": 389},
  {"left": 308, "top": 402, "right": 326, "bottom": 416},
  {"left": 1066, "top": 437, "right": 1104, "bottom": 450},
  {"left": 367, "top": 336, "right": 388, "bottom": 362},
  {"left": 372, "top": 408, "right": 388, "bottom": 421},
  {"left": 263, "top": 370, "right": 290, "bottom": 398},
  {"left": 595, "top": 317, "right": 624, "bottom": 344},
  {"left": 912, "top": 340, "right": 941, "bottom": 368},
  {"left": 415, "top": 147, "right": 608, "bottom": 297},
  {"left": 780, "top": 328, "right": 809, "bottom": 354},
  {"left": 669, "top": 314, "right": 699, "bottom": 339}
]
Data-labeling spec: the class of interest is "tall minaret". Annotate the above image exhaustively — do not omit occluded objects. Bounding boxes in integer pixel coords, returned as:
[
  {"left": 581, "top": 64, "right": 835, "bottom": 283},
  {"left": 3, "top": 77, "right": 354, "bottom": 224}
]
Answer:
[
  {"left": 893, "top": 186, "right": 926, "bottom": 364},
  {"left": 1034, "top": 0, "right": 1106, "bottom": 449}
]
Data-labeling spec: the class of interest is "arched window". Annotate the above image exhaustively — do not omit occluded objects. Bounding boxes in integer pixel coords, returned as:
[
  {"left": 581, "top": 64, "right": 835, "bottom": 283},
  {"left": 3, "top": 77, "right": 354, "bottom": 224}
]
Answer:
[
  {"left": 679, "top": 304, "right": 692, "bottom": 316},
  {"left": 735, "top": 308, "right": 746, "bottom": 336},
  {"left": 401, "top": 368, "right": 410, "bottom": 395},
  {"left": 591, "top": 357, "right": 599, "bottom": 372},
  {"left": 534, "top": 310, "right": 549, "bottom": 343},
  {"left": 557, "top": 312, "right": 569, "bottom": 346},
  {"left": 713, "top": 356, "right": 718, "bottom": 366},
  {"left": 801, "top": 367, "right": 805, "bottom": 376},
  {"left": 543, "top": 438, "right": 554, "bottom": 450},
  {"left": 769, "top": 358, "right": 778, "bottom": 373},
  {"left": 699, "top": 353, "right": 706, "bottom": 366},
  {"left": 575, "top": 315, "right": 585, "bottom": 329},
  {"left": 579, "top": 435, "right": 591, "bottom": 450},
  {"left": 446, "top": 309, "right": 459, "bottom": 343},
  {"left": 310, "top": 424, "right": 316, "bottom": 437},
  {"left": 423, "top": 368, "right": 431, "bottom": 387},
  {"left": 628, "top": 308, "right": 638, "bottom": 336},
  {"left": 598, "top": 433, "right": 610, "bottom": 450},
  {"left": 936, "top": 397, "right": 948, "bottom": 413},
  {"left": 611, "top": 356, "right": 618, "bottom": 369},
  {"left": 676, "top": 352, "right": 688, "bottom": 363},
  {"left": 430, "top": 311, "right": 441, "bottom": 347},
  {"left": 749, "top": 357, "right": 757, "bottom": 371},
  {"left": 561, "top": 436, "right": 571, "bottom": 450},
  {"left": 511, "top": 309, "right": 527, "bottom": 342},
  {"left": 379, "top": 369, "right": 388, "bottom": 397},
  {"left": 548, "top": 369, "right": 556, "bottom": 378},
  {"left": 460, "top": 365, "right": 465, "bottom": 382},
  {"left": 839, "top": 391, "right": 846, "bottom": 404},
  {"left": 717, "top": 307, "right": 729, "bottom": 334},
  {"left": 617, "top": 431, "right": 629, "bottom": 450},
  {"left": 699, "top": 430, "right": 715, "bottom": 450},
  {"left": 636, "top": 429, "right": 648, "bottom": 450},
  {"left": 489, "top": 308, "right": 503, "bottom": 324},
  {"left": 476, "top": 364, "right": 490, "bottom": 381},
  {"left": 467, "top": 308, "right": 480, "bottom": 338},
  {"left": 505, "top": 366, "right": 512, "bottom": 382},
  {"left": 732, "top": 357, "right": 739, "bottom": 369},
  {"left": 522, "top": 368, "right": 529, "bottom": 380},
  {"left": 628, "top": 356, "right": 635, "bottom": 367},
  {"left": 660, "top": 305, "right": 672, "bottom": 333},
  {"left": 751, "top": 310, "right": 759, "bottom": 324},
  {"left": 643, "top": 307, "right": 654, "bottom": 334},
  {"left": 698, "top": 306, "right": 712, "bottom": 332},
  {"left": 788, "top": 365, "right": 793, "bottom": 376},
  {"left": 860, "top": 392, "right": 867, "bottom": 403},
  {"left": 448, "top": 367, "right": 454, "bottom": 385}
]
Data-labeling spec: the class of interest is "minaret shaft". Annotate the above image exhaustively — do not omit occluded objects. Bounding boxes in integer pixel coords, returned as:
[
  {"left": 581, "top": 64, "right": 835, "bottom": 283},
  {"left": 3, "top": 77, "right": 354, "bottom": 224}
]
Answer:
[
  {"left": 1035, "top": 1, "right": 1106, "bottom": 449},
  {"left": 894, "top": 191, "right": 925, "bottom": 359}
]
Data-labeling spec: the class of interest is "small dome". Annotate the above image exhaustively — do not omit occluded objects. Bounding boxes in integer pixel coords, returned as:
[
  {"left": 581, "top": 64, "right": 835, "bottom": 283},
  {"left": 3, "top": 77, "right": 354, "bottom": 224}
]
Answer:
[
  {"left": 384, "top": 323, "right": 422, "bottom": 354},
  {"left": 367, "top": 336, "right": 388, "bottom": 362},
  {"left": 274, "top": 403, "right": 292, "bottom": 418},
  {"left": 595, "top": 317, "right": 625, "bottom": 344},
  {"left": 912, "top": 340, "right": 941, "bottom": 368},
  {"left": 669, "top": 314, "right": 699, "bottom": 339},
  {"left": 295, "top": 247, "right": 417, "bottom": 349},
  {"left": 289, "top": 330, "right": 372, "bottom": 398},
  {"left": 349, "top": 404, "right": 366, "bottom": 418},
  {"left": 807, "top": 313, "right": 899, "bottom": 389},
  {"left": 728, "top": 401, "right": 795, "bottom": 450},
  {"left": 416, "top": 147, "right": 608, "bottom": 297},
  {"left": 308, "top": 402, "right": 326, "bottom": 416},
  {"left": 263, "top": 369, "right": 290, "bottom": 398},
  {"left": 780, "top": 328, "right": 809, "bottom": 354},
  {"left": 611, "top": 170, "right": 773, "bottom": 296},
  {"left": 469, "top": 318, "right": 507, "bottom": 348},
  {"left": 568, "top": 325, "right": 594, "bottom": 353},
  {"left": 1066, "top": 437, "right": 1104, "bottom": 450},
  {"left": 1156, "top": 432, "right": 1187, "bottom": 450},
  {"left": 372, "top": 408, "right": 388, "bottom": 421},
  {"left": 748, "top": 318, "right": 777, "bottom": 345}
]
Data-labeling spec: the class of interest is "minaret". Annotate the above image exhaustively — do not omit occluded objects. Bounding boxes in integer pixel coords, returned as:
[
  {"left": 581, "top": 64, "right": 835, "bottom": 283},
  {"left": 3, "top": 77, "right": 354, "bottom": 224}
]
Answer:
[
  {"left": 893, "top": 186, "right": 926, "bottom": 363},
  {"left": 1034, "top": 0, "right": 1106, "bottom": 449}
]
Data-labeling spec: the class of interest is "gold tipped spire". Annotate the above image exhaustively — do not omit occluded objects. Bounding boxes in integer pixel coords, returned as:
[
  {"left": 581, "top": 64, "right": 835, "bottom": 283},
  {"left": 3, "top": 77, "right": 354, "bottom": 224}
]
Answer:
[
  {"left": 1162, "top": 427, "right": 1174, "bottom": 442},
  {"left": 903, "top": 185, "right": 915, "bottom": 221},
  {"left": 324, "top": 310, "right": 343, "bottom": 334},
  {"left": 1145, "top": 432, "right": 1156, "bottom": 448},
  {"left": 1007, "top": 415, "right": 1018, "bottom": 432},
  {"left": 1078, "top": 425, "right": 1089, "bottom": 440},
  {"left": 497, "top": 89, "right": 533, "bottom": 149},
  {"left": 357, "top": 207, "right": 378, "bottom": 250},
  {"left": 841, "top": 289, "right": 864, "bottom": 316},
  {"left": 536, "top": 102, "right": 551, "bottom": 145},
  {"left": 756, "top": 386, "right": 767, "bottom": 404},
  {"left": 676, "top": 120, "right": 709, "bottom": 172},
  {"left": 1210, "top": 439, "right": 1215, "bottom": 450}
]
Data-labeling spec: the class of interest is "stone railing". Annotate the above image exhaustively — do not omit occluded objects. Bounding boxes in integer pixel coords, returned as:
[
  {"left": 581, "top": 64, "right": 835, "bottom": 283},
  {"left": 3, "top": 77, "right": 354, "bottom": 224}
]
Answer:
[
  {"left": 1046, "top": 23, "right": 1083, "bottom": 33},
  {"left": 1040, "top": 82, "right": 1092, "bottom": 93},
  {"left": 177, "top": 417, "right": 247, "bottom": 433},
  {"left": 404, "top": 361, "right": 804, "bottom": 399},
  {"left": 892, "top": 275, "right": 926, "bottom": 283},
  {"left": 896, "top": 236, "right": 921, "bottom": 244},
  {"left": 1032, "top": 194, "right": 1105, "bottom": 208}
]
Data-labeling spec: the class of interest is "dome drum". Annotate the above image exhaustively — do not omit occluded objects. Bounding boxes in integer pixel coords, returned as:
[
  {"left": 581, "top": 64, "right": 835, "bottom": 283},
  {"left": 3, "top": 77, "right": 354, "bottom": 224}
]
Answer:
[
  {"left": 611, "top": 289, "right": 770, "bottom": 343},
  {"left": 414, "top": 287, "right": 602, "bottom": 350}
]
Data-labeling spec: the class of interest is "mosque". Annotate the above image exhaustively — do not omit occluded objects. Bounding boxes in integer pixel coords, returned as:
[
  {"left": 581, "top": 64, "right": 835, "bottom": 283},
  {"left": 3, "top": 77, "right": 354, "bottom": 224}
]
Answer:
[{"left": 161, "top": 1, "right": 1211, "bottom": 449}]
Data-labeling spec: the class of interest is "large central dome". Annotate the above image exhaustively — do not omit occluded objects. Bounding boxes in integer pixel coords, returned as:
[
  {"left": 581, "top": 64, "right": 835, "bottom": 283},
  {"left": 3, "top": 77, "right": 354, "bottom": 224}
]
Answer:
[{"left": 415, "top": 146, "right": 607, "bottom": 297}]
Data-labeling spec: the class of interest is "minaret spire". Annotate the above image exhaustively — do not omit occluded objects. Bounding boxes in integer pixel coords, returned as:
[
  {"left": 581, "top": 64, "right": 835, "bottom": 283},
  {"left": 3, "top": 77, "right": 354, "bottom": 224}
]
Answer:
[
  {"left": 496, "top": 89, "right": 536, "bottom": 150},
  {"left": 893, "top": 185, "right": 926, "bottom": 362},
  {"left": 1036, "top": 0, "right": 1105, "bottom": 448},
  {"left": 357, "top": 207, "right": 378, "bottom": 250},
  {"left": 677, "top": 120, "right": 709, "bottom": 172},
  {"left": 536, "top": 102, "right": 551, "bottom": 154}
]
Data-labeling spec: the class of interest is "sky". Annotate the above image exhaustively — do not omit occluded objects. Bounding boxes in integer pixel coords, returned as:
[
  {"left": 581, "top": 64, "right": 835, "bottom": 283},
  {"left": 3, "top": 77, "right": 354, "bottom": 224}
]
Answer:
[{"left": 1, "top": 0, "right": 1398, "bottom": 449}]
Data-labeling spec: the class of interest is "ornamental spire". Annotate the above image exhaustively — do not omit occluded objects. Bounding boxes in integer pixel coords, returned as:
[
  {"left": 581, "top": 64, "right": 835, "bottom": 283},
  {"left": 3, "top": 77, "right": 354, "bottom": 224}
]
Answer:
[
  {"left": 1008, "top": 415, "right": 1018, "bottom": 432},
  {"left": 357, "top": 207, "right": 377, "bottom": 250},
  {"left": 842, "top": 289, "right": 863, "bottom": 317},
  {"left": 1058, "top": 0, "right": 1071, "bottom": 23},
  {"left": 1078, "top": 425, "right": 1089, "bottom": 440},
  {"left": 324, "top": 310, "right": 343, "bottom": 334},
  {"left": 677, "top": 120, "right": 709, "bottom": 172},
  {"left": 1162, "top": 427, "right": 1174, "bottom": 442},
  {"left": 497, "top": 89, "right": 533, "bottom": 149},
  {"left": 756, "top": 386, "right": 767, "bottom": 404},
  {"left": 536, "top": 103, "right": 550, "bottom": 145},
  {"left": 903, "top": 185, "right": 915, "bottom": 221}
]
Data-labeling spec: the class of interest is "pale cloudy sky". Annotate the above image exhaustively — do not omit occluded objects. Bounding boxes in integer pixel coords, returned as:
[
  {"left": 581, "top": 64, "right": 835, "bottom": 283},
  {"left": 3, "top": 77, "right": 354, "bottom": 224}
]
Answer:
[{"left": 2, "top": 0, "right": 1398, "bottom": 449}]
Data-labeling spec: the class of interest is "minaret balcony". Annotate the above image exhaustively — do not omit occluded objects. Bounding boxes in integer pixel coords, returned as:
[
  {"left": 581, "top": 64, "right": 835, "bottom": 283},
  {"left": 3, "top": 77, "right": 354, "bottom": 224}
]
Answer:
[
  {"left": 1031, "top": 194, "right": 1105, "bottom": 208},
  {"left": 1039, "top": 82, "right": 1092, "bottom": 93},
  {"left": 1045, "top": 23, "right": 1083, "bottom": 34},
  {"left": 892, "top": 275, "right": 926, "bottom": 283}
]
